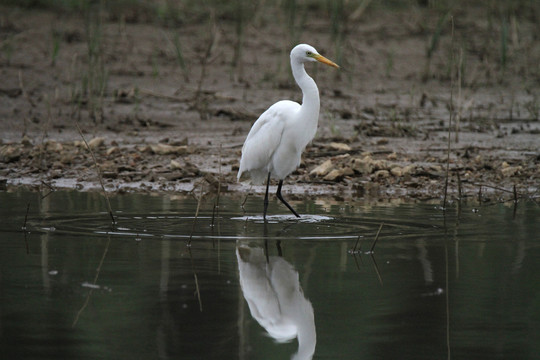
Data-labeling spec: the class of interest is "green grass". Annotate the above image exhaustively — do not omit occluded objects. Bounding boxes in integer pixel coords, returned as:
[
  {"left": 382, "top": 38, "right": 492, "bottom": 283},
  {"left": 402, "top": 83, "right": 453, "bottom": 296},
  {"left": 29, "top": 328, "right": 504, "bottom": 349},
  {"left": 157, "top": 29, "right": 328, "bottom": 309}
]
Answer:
[
  {"left": 50, "top": 28, "right": 61, "bottom": 66},
  {"left": 0, "top": 34, "right": 14, "bottom": 65},
  {"left": 499, "top": 16, "right": 508, "bottom": 72},
  {"left": 172, "top": 31, "right": 189, "bottom": 81}
]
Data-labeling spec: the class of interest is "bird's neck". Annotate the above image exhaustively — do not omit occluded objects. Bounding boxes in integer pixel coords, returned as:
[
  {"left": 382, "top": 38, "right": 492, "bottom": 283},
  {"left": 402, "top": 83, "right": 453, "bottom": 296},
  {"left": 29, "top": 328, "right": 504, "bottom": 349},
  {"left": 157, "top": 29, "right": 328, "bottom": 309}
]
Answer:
[{"left": 291, "top": 61, "right": 320, "bottom": 121}]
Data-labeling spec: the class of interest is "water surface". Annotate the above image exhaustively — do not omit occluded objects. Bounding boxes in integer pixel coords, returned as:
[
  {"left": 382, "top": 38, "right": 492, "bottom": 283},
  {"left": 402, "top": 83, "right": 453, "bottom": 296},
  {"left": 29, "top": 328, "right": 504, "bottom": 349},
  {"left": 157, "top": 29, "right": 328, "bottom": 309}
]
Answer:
[{"left": 1, "top": 191, "right": 539, "bottom": 359}]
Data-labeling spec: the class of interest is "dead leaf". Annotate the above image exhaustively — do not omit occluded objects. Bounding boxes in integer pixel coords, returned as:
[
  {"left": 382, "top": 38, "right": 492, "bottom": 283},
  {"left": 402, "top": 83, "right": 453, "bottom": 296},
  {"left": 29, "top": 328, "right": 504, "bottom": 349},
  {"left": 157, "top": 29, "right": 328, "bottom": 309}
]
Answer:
[
  {"left": 310, "top": 159, "right": 334, "bottom": 177},
  {"left": 329, "top": 142, "right": 351, "bottom": 151}
]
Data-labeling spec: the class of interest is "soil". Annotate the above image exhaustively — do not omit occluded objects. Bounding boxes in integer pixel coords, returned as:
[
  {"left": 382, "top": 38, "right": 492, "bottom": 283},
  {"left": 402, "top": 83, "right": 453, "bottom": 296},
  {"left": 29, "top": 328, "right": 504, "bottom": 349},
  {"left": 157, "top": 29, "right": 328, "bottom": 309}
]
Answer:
[{"left": 0, "top": 3, "right": 538, "bottom": 204}]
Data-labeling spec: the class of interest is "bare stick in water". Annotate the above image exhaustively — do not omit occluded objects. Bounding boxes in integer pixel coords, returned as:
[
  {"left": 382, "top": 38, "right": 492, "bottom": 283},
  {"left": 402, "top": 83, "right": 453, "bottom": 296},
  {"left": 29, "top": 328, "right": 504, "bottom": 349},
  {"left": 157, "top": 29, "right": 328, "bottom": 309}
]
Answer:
[
  {"left": 188, "top": 184, "right": 204, "bottom": 246},
  {"left": 352, "top": 235, "right": 361, "bottom": 253},
  {"left": 211, "top": 144, "right": 222, "bottom": 229},
  {"left": 370, "top": 254, "right": 383, "bottom": 286},
  {"left": 22, "top": 202, "right": 30, "bottom": 254},
  {"left": 40, "top": 180, "right": 55, "bottom": 200},
  {"left": 456, "top": 171, "right": 462, "bottom": 201},
  {"left": 72, "top": 236, "right": 111, "bottom": 327},
  {"left": 513, "top": 184, "right": 518, "bottom": 219},
  {"left": 75, "top": 121, "right": 116, "bottom": 225},
  {"left": 188, "top": 246, "right": 203, "bottom": 312},
  {"left": 478, "top": 185, "right": 482, "bottom": 204},
  {"left": 22, "top": 202, "right": 30, "bottom": 230},
  {"left": 443, "top": 16, "right": 455, "bottom": 210},
  {"left": 370, "top": 222, "right": 384, "bottom": 253}
]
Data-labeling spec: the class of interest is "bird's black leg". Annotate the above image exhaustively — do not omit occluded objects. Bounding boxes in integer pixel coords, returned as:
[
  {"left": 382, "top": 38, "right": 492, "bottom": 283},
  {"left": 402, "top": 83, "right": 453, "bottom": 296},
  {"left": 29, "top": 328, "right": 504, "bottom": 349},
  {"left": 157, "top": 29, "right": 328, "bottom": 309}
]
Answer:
[
  {"left": 276, "top": 180, "right": 300, "bottom": 218},
  {"left": 263, "top": 172, "right": 271, "bottom": 220}
]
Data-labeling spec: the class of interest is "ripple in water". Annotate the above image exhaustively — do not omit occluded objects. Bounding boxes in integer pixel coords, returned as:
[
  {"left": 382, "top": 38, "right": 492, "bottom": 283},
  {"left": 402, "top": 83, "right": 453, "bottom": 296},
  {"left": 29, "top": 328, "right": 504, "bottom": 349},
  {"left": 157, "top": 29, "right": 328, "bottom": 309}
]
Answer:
[{"left": 27, "top": 206, "right": 443, "bottom": 243}]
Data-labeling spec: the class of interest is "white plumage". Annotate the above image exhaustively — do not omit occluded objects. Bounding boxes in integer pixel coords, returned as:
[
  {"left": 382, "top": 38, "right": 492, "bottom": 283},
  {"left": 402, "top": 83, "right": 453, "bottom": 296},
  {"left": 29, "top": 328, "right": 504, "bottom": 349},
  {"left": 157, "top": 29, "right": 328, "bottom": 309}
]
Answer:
[
  {"left": 237, "top": 244, "right": 316, "bottom": 360},
  {"left": 238, "top": 44, "right": 338, "bottom": 219}
]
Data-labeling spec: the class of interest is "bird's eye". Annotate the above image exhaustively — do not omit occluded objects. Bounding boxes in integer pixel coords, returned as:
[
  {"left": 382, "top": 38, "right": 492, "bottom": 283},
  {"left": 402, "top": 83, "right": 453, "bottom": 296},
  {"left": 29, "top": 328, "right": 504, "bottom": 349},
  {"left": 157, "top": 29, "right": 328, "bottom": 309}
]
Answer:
[{"left": 306, "top": 51, "right": 312, "bottom": 56}]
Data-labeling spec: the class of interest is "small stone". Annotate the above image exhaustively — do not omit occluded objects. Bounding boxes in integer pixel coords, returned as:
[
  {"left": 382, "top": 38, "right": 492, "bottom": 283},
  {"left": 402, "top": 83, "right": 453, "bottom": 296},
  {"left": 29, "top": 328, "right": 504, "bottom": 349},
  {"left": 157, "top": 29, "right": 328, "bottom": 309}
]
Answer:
[
  {"left": 500, "top": 165, "right": 522, "bottom": 177},
  {"left": 390, "top": 166, "right": 403, "bottom": 177},
  {"left": 150, "top": 143, "right": 188, "bottom": 155},
  {"left": 374, "top": 170, "right": 390, "bottom": 179},
  {"left": 351, "top": 155, "right": 374, "bottom": 174},
  {"left": 21, "top": 136, "right": 33, "bottom": 147},
  {"left": 46, "top": 140, "right": 63, "bottom": 152},
  {"left": 88, "top": 137, "right": 105, "bottom": 149},
  {"left": 402, "top": 164, "right": 416, "bottom": 176},
  {"left": 342, "top": 167, "right": 354, "bottom": 176},
  {"left": 100, "top": 161, "right": 117, "bottom": 173},
  {"left": 170, "top": 159, "right": 182, "bottom": 170},
  {"left": 161, "top": 171, "right": 184, "bottom": 181},
  {"left": 204, "top": 172, "right": 220, "bottom": 188},
  {"left": 60, "top": 154, "right": 74, "bottom": 164},
  {"left": 371, "top": 159, "right": 388, "bottom": 170},
  {"left": 0, "top": 145, "right": 21, "bottom": 162},
  {"left": 106, "top": 147, "right": 120, "bottom": 156},
  {"left": 184, "top": 161, "right": 200, "bottom": 176}
]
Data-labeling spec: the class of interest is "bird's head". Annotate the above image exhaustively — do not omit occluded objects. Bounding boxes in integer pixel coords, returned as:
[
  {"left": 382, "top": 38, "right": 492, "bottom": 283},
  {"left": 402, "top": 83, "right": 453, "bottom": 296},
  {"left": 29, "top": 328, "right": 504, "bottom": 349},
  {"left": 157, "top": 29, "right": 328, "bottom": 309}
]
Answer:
[{"left": 290, "top": 44, "right": 339, "bottom": 68}]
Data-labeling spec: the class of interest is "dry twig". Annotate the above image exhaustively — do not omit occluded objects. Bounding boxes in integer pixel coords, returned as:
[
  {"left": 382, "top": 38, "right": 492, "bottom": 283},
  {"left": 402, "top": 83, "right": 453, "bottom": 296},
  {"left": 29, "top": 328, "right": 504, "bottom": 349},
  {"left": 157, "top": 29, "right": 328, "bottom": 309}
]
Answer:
[{"left": 75, "top": 121, "right": 116, "bottom": 225}]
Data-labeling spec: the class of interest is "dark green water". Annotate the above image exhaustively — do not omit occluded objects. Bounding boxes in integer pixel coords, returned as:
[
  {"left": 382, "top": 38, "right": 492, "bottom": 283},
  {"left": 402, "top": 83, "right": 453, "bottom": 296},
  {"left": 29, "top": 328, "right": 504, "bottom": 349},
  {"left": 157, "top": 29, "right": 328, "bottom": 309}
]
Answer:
[{"left": 1, "top": 190, "right": 539, "bottom": 360}]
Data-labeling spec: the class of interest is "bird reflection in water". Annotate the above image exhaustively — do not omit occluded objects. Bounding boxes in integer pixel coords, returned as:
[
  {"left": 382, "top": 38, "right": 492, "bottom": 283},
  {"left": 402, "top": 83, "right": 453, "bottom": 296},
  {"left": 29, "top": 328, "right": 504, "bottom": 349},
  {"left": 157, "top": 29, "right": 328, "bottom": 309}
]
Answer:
[{"left": 236, "top": 242, "right": 316, "bottom": 360}]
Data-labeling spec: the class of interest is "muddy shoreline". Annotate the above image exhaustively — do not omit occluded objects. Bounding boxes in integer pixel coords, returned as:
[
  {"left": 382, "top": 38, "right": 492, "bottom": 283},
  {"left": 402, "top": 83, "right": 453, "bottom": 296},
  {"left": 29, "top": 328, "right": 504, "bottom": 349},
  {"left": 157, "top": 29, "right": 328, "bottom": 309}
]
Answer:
[{"left": 0, "top": 4, "right": 538, "bottom": 203}]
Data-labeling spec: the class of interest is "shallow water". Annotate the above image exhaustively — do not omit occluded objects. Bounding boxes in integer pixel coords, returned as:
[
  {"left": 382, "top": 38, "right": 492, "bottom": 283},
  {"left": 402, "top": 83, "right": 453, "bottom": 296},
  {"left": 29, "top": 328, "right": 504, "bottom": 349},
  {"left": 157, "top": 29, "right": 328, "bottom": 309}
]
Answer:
[{"left": 1, "top": 190, "right": 539, "bottom": 360}]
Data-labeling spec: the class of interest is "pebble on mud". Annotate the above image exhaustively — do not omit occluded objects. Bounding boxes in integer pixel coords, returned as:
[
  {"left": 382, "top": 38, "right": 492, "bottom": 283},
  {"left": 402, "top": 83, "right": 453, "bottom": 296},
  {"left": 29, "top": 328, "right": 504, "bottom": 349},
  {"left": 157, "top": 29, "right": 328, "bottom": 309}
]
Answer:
[
  {"left": 21, "top": 136, "right": 33, "bottom": 147},
  {"left": 0, "top": 145, "right": 21, "bottom": 162},
  {"left": 150, "top": 143, "right": 189, "bottom": 155},
  {"left": 46, "top": 140, "right": 63, "bottom": 152},
  {"left": 373, "top": 170, "right": 390, "bottom": 179},
  {"left": 390, "top": 166, "right": 403, "bottom": 177},
  {"left": 402, "top": 164, "right": 416, "bottom": 176},
  {"left": 106, "top": 147, "right": 120, "bottom": 156},
  {"left": 170, "top": 159, "right": 182, "bottom": 170},
  {"left": 500, "top": 162, "right": 522, "bottom": 177},
  {"left": 350, "top": 155, "right": 374, "bottom": 174},
  {"left": 88, "top": 137, "right": 105, "bottom": 149}
]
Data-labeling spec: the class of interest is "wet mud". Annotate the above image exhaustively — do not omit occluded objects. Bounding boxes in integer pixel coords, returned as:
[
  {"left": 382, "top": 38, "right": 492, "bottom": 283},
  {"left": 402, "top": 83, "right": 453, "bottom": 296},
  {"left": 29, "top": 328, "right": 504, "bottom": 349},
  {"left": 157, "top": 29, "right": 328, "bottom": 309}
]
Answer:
[{"left": 0, "top": 3, "right": 538, "bottom": 202}]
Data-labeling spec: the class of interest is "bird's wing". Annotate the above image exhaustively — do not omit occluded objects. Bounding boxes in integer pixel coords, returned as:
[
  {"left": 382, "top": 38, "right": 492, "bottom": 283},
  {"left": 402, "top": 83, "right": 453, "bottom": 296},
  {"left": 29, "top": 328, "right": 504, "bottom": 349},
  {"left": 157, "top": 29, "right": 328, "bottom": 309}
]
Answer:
[{"left": 238, "top": 101, "right": 300, "bottom": 181}]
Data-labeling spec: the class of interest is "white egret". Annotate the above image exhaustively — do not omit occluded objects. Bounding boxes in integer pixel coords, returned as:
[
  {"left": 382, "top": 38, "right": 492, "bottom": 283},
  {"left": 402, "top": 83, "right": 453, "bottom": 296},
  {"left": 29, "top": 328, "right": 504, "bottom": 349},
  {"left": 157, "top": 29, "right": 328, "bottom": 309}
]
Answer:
[
  {"left": 237, "top": 244, "right": 316, "bottom": 360},
  {"left": 238, "top": 44, "right": 339, "bottom": 219}
]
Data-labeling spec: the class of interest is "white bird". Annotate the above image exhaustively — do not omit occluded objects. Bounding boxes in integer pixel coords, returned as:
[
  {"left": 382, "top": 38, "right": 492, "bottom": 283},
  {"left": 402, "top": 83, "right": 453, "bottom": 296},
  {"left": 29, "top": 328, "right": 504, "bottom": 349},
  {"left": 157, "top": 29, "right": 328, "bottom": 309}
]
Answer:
[
  {"left": 237, "top": 44, "right": 339, "bottom": 219},
  {"left": 237, "top": 244, "right": 316, "bottom": 360}
]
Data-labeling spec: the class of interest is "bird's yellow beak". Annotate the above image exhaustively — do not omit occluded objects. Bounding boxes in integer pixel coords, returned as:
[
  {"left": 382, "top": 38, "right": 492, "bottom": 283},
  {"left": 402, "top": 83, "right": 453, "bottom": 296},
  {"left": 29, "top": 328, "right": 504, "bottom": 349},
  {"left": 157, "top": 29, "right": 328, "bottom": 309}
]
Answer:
[{"left": 313, "top": 54, "right": 339, "bottom": 68}]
